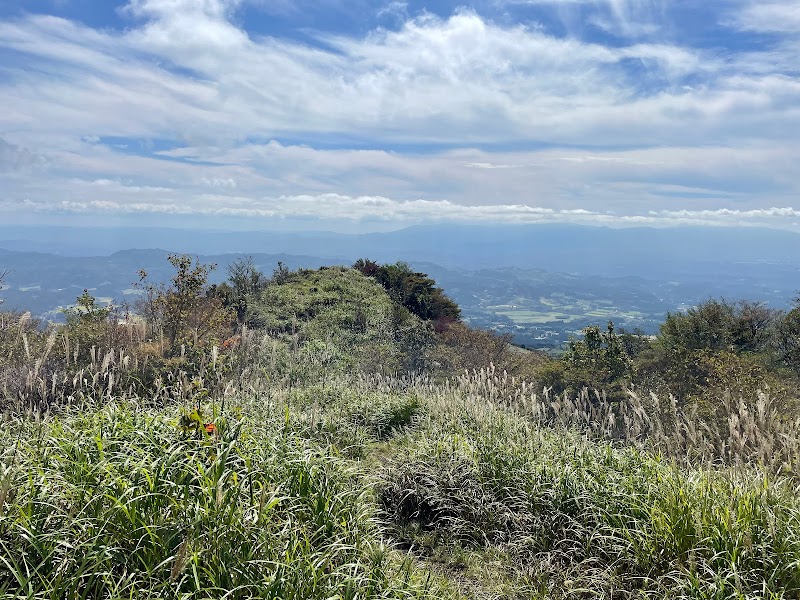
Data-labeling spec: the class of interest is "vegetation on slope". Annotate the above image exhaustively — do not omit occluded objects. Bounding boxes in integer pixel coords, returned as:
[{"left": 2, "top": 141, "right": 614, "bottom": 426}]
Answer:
[
  {"left": 0, "top": 391, "right": 444, "bottom": 599},
  {"left": 4, "top": 371, "right": 800, "bottom": 598},
  {"left": 245, "top": 265, "right": 434, "bottom": 374},
  {"left": 379, "top": 376, "right": 800, "bottom": 598},
  {"left": 3, "top": 256, "right": 800, "bottom": 598}
]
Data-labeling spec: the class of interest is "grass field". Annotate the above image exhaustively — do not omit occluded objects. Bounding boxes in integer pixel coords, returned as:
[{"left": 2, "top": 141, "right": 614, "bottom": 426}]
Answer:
[
  {"left": 3, "top": 264, "right": 800, "bottom": 598},
  {"left": 493, "top": 310, "right": 581, "bottom": 324},
  {"left": 4, "top": 367, "right": 800, "bottom": 599},
  {"left": 492, "top": 305, "right": 649, "bottom": 332}
]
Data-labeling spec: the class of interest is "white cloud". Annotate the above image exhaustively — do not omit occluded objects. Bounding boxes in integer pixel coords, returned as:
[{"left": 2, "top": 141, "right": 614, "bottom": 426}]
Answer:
[
  {"left": 4, "top": 188, "right": 799, "bottom": 230},
  {"left": 124, "top": 0, "right": 242, "bottom": 20},
  {"left": 0, "top": 10, "right": 736, "bottom": 145},
  {"left": 464, "top": 162, "right": 522, "bottom": 169},
  {"left": 500, "top": 0, "right": 666, "bottom": 38},
  {"left": 2, "top": 133, "right": 799, "bottom": 229},
  {"left": 201, "top": 177, "right": 238, "bottom": 188},
  {"left": 652, "top": 207, "right": 800, "bottom": 219},
  {"left": 0, "top": 4, "right": 798, "bottom": 230},
  {"left": 730, "top": 1, "right": 800, "bottom": 33},
  {"left": 0, "top": 138, "right": 47, "bottom": 172},
  {"left": 377, "top": 1, "right": 409, "bottom": 22}
]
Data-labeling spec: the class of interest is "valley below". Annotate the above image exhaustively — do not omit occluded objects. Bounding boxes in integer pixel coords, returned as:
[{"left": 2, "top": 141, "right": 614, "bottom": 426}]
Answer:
[{"left": 1, "top": 245, "right": 796, "bottom": 351}]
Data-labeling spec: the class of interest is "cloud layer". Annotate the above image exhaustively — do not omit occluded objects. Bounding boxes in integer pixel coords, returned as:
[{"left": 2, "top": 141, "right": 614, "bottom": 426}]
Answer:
[{"left": 0, "top": 0, "right": 798, "bottom": 230}]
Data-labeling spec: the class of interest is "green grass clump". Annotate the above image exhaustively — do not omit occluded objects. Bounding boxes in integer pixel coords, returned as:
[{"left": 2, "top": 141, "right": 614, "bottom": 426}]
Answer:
[
  {"left": 5, "top": 372, "right": 800, "bottom": 599},
  {"left": 245, "top": 267, "right": 433, "bottom": 375},
  {"left": 377, "top": 391, "right": 800, "bottom": 598},
  {"left": 0, "top": 400, "right": 444, "bottom": 599}
]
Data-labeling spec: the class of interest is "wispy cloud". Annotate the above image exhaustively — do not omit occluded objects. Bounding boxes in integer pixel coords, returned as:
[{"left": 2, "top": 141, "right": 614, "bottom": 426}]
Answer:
[
  {"left": 377, "top": 1, "right": 409, "bottom": 23},
  {"left": 499, "top": 0, "right": 666, "bottom": 38},
  {"left": 0, "top": 138, "right": 47, "bottom": 173},
  {"left": 0, "top": 0, "right": 798, "bottom": 231},
  {"left": 0, "top": 10, "right": 732, "bottom": 145},
  {"left": 728, "top": 1, "right": 800, "bottom": 33}
]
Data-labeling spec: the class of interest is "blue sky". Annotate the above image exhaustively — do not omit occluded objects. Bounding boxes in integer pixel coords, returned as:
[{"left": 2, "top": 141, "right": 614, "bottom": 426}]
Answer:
[{"left": 0, "top": 0, "right": 799, "bottom": 231}]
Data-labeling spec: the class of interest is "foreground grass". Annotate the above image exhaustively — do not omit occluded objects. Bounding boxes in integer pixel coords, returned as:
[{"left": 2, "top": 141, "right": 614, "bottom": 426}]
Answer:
[
  {"left": 3, "top": 377, "right": 800, "bottom": 598},
  {"left": 0, "top": 395, "right": 446, "bottom": 599},
  {"left": 379, "top": 387, "right": 800, "bottom": 598}
]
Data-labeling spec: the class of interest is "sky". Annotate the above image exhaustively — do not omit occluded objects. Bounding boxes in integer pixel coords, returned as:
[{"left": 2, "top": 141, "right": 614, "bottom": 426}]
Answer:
[{"left": 0, "top": 0, "right": 798, "bottom": 232}]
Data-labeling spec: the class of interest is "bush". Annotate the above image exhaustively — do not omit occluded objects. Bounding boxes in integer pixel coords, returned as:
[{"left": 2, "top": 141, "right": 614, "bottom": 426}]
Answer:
[
  {"left": 559, "top": 321, "right": 631, "bottom": 400},
  {"left": 659, "top": 299, "right": 778, "bottom": 355},
  {"left": 137, "top": 254, "right": 233, "bottom": 351},
  {"left": 354, "top": 259, "right": 460, "bottom": 322}
]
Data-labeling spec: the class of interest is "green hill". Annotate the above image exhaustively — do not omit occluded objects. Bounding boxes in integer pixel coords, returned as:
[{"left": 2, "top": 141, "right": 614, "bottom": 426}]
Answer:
[
  {"left": 3, "top": 258, "right": 800, "bottom": 598},
  {"left": 245, "top": 266, "right": 432, "bottom": 375}
]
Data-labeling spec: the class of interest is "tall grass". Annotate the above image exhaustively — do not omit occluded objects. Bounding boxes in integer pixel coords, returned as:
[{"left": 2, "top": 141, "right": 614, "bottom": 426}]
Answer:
[
  {"left": 378, "top": 388, "right": 800, "bottom": 597},
  {"left": 0, "top": 398, "right": 445, "bottom": 599},
  {"left": 6, "top": 313, "right": 800, "bottom": 598},
  {"left": 447, "top": 365, "right": 800, "bottom": 476}
]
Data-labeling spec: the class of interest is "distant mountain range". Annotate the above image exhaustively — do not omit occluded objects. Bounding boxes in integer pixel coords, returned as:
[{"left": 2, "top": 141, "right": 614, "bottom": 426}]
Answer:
[
  {"left": 1, "top": 223, "right": 797, "bottom": 348},
  {"left": 1, "top": 222, "right": 798, "bottom": 279}
]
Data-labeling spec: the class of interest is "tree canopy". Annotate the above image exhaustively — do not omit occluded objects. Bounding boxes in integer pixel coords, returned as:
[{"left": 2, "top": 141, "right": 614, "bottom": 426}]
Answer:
[{"left": 353, "top": 259, "right": 460, "bottom": 322}]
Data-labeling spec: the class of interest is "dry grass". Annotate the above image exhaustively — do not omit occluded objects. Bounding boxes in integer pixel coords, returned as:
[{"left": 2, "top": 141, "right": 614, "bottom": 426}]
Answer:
[
  {"left": 5, "top": 310, "right": 800, "bottom": 597},
  {"left": 439, "top": 364, "right": 800, "bottom": 476}
]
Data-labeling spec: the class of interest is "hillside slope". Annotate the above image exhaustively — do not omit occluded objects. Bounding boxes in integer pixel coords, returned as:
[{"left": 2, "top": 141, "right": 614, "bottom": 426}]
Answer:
[{"left": 3, "top": 262, "right": 800, "bottom": 598}]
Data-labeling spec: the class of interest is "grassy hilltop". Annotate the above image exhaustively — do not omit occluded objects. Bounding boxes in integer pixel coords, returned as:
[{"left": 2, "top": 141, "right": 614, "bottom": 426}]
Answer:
[{"left": 2, "top": 258, "right": 800, "bottom": 599}]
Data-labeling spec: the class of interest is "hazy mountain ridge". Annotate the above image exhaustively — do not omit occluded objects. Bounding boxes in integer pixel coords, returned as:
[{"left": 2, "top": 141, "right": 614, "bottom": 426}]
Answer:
[
  {"left": 2, "top": 236, "right": 797, "bottom": 348},
  {"left": 2, "top": 223, "right": 800, "bottom": 272}
]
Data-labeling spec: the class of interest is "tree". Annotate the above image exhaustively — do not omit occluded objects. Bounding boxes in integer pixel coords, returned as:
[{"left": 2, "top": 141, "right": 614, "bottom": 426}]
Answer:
[
  {"left": 353, "top": 258, "right": 380, "bottom": 277},
  {"left": 561, "top": 321, "right": 632, "bottom": 399},
  {"left": 65, "top": 289, "right": 112, "bottom": 324},
  {"left": 636, "top": 299, "right": 781, "bottom": 400},
  {"left": 617, "top": 327, "right": 652, "bottom": 359},
  {"left": 62, "top": 289, "right": 113, "bottom": 360},
  {"left": 229, "top": 257, "right": 268, "bottom": 296},
  {"left": 732, "top": 301, "right": 779, "bottom": 353},
  {"left": 137, "top": 254, "right": 232, "bottom": 350},
  {"left": 659, "top": 299, "right": 777, "bottom": 355},
  {"left": 213, "top": 257, "right": 268, "bottom": 323},
  {"left": 272, "top": 261, "right": 292, "bottom": 285},
  {"left": 354, "top": 259, "right": 461, "bottom": 322}
]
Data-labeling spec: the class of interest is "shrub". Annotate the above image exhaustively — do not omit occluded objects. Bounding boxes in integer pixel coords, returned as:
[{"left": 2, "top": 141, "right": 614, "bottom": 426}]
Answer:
[
  {"left": 137, "top": 254, "right": 233, "bottom": 352},
  {"left": 560, "top": 321, "right": 631, "bottom": 400},
  {"left": 354, "top": 259, "right": 461, "bottom": 322}
]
